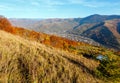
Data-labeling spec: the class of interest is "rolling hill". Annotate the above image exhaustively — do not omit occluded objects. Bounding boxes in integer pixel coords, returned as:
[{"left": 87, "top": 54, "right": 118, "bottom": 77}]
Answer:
[
  {"left": 9, "top": 18, "right": 99, "bottom": 46},
  {"left": 69, "top": 19, "right": 120, "bottom": 50},
  {"left": 81, "top": 19, "right": 120, "bottom": 49},
  {"left": 68, "top": 14, "right": 120, "bottom": 50},
  {"left": 9, "top": 18, "right": 42, "bottom": 29},
  {"left": 9, "top": 18, "right": 79, "bottom": 34},
  {"left": 1, "top": 15, "right": 120, "bottom": 83},
  {"left": 0, "top": 30, "right": 102, "bottom": 83},
  {"left": 0, "top": 17, "right": 120, "bottom": 83},
  {"left": 78, "top": 14, "right": 120, "bottom": 24},
  {"left": 9, "top": 14, "right": 120, "bottom": 50},
  {"left": 0, "top": 16, "right": 102, "bottom": 83}
]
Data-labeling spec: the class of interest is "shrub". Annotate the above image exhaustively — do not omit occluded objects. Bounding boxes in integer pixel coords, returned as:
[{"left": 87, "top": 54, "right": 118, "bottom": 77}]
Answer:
[{"left": 95, "top": 55, "right": 120, "bottom": 81}]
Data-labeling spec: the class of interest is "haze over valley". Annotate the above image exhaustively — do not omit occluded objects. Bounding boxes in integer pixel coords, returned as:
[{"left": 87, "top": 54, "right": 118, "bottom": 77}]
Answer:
[{"left": 10, "top": 14, "right": 120, "bottom": 50}]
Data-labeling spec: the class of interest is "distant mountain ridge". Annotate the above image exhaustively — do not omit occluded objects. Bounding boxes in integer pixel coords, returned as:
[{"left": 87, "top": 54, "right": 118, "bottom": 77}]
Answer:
[
  {"left": 81, "top": 21, "right": 120, "bottom": 49},
  {"left": 9, "top": 14, "right": 120, "bottom": 50},
  {"left": 79, "top": 14, "right": 120, "bottom": 24},
  {"left": 68, "top": 14, "right": 120, "bottom": 50}
]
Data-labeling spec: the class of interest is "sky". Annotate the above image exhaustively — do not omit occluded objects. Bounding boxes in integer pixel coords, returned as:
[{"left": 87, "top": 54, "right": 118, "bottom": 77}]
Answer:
[{"left": 0, "top": 0, "right": 120, "bottom": 18}]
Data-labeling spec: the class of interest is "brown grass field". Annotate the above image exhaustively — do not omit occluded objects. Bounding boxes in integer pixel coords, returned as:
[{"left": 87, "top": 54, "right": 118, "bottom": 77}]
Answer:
[{"left": 0, "top": 17, "right": 120, "bottom": 83}]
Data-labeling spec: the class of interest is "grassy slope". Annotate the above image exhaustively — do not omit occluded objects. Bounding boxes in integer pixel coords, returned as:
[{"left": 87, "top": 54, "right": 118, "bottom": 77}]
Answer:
[
  {"left": 0, "top": 17, "right": 120, "bottom": 83},
  {"left": 0, "top": 30, "right": 102, "bottom": 83}
]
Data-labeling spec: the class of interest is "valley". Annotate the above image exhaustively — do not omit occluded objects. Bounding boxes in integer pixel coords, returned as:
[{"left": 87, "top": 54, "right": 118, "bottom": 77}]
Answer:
[
  {"left": 0, "top": 15, "right": 119, "bottom": 83},
  {"left": 10, "top": 14, "right": 120, "bottom": 50}
]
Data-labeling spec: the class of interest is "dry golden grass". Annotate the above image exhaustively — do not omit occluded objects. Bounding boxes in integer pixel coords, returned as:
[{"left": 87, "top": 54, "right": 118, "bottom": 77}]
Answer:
[{"left": 0, "top": 30, "right": 103, "bottom": 83}]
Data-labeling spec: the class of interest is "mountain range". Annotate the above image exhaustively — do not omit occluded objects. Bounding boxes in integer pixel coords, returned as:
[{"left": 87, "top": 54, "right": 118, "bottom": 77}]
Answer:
[
  {"left": 0, "top": 15, "right": 120, "bottom": 82},
  {"left": 9, "top": 14, "right": 120, "bottom": 50}
]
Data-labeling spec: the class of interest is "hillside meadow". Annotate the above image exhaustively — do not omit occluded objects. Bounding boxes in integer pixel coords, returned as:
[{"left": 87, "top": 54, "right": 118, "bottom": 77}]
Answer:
[{"left": 0, "top": 16, "right": 120, "bottom": 83}]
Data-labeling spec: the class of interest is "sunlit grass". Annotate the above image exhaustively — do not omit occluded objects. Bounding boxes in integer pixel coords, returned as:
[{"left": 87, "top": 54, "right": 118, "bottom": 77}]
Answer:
[
  {"left": 0, "top": 30, "right": 103, "bottom": 83},
  {"left": 0, "top": 29, "right": 120, "bottom": 83}
]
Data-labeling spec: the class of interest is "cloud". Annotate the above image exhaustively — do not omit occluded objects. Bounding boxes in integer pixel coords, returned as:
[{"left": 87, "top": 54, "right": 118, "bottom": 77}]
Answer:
[
  {"left": 36, "top": 0, "right": 66, "bottom": 6},
  {"left": 2, "top": 0, "right": 119, "bottom": 12},
  {"left": 29, "top": 0, "right": 113, "bottom": 10},
  {"left": 15, "top": 0, "right": 26, "bottom": 3},
  {"left": 29, "top": 0, "right": 66, "bottom": 11},
  {"left": 113, "top": 8, "right": 120, "bottom": 14},
  {"left": 31, "top": 1, "right": 40, "bottom": 6},
  {"left": 83, "top": 4, "right": 98, "bottom": 8},
  {"left": 82, "top": 1, "right": 107, "bottom": 8},
  {"left": 0, "top": 5, "right": 12, "bottom": 10},
  {"left": 68, "top": 0, "right": 120, "bottom": 8},
  {"left": 67, "top": 0, "right": 84, "bottom": 4}
]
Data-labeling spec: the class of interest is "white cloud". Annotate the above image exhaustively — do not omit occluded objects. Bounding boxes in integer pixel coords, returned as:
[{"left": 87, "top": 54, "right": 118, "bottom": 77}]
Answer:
[
  {"left": 84, "top": 4, "right": 98, "bottom": 8},
  {"left": 5, "top": 0, "right": 120, "bottom": 12},
  {"left": 31, "top": 1, "right": 40, "bottom": 6},
  {"left": 0, "top": 5, "right": 12, "bottom": 10},
  {"left": 83, "top": 1, "right": 107, "bottom": 8},
  {"left": 37, "top": 0, "right": 66, "bottom": 6},
  {"left": 14, "top": 0, "right": 26, "bottom": 3},
  {"left": 68, "top": 0, "right": 120, "bottom": 8},
  {"left": 67, "top": 0, "right": 84, "bottom": 4},
  {"left": 113, "top": 8, "right": 120, "bottom": 13},
  {"left": 29, "top": 0, "right": 66, "bottom": 11}
]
